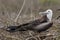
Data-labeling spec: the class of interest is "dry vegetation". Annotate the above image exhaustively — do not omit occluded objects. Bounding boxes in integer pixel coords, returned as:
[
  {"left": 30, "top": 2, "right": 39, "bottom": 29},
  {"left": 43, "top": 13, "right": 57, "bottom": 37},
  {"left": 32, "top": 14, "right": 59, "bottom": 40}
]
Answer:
[{"left": 0, "top": 0, "right": 60, "bottom": 40}]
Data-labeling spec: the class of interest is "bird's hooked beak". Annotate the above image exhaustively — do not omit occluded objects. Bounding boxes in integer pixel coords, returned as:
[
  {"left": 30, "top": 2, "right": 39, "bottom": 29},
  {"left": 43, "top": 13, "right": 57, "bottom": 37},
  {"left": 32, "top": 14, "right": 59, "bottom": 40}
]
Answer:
[{"left": 39, "top": 11, "right": 48, "bottom": 15}]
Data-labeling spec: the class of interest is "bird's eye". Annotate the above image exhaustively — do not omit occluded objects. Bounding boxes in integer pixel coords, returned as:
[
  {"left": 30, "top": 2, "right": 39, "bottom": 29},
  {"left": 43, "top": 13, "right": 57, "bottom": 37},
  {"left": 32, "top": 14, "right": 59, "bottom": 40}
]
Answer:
[{"left": 48, "top": 11, "right": 50, "bottom": 12}]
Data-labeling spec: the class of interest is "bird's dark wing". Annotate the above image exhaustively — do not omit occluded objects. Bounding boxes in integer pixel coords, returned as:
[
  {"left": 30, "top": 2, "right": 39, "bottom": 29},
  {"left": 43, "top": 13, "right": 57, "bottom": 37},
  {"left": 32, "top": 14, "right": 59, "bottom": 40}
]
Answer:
[
  {"left": 6, "top": 21, "right": 31, "bottom": 32},
  {"left": 34, "top": 21, "right": 53, "bottom": 32},
  {"left": 6, "top": 15, "right": 48, "bottom": 32}
]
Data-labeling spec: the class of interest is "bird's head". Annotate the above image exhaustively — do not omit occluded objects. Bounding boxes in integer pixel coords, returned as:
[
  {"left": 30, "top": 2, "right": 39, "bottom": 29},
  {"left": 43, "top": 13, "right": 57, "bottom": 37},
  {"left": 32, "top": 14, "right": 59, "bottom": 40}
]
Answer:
[{"left": 39, "top": 9, "right": 53, "bottom": 21}]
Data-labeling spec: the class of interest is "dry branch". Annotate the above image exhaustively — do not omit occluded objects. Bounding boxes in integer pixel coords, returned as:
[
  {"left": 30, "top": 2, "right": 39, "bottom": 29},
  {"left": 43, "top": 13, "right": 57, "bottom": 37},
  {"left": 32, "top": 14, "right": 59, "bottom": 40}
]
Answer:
[{"left": 14, "top": 0, "right": 26, "bottom": 22}]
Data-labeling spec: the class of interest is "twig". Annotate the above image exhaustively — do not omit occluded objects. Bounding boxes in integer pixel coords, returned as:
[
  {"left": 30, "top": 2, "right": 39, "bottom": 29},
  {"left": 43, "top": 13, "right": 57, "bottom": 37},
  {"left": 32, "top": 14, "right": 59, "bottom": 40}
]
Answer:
[
  {"left": 14, "top": 0, "right": 26, "bottom": 22},
  {"left": 26, "top": 37, "right": 37, "bottom": 40},
  {"left": 30, "top": 0, "right": 33, "bottom": 20}
]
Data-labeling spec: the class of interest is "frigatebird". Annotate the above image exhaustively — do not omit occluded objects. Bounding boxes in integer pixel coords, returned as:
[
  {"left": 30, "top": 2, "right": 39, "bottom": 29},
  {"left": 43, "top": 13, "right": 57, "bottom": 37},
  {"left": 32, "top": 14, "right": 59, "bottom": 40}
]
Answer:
[{"left": 6, "top": 9, "right": 53, "bottom": 32}]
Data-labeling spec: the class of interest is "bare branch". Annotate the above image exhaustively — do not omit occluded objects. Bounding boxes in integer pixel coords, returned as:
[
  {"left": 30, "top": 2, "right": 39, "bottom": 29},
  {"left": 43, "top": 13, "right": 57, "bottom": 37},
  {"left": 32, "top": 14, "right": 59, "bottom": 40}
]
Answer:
[{"left": 14, "top": 0, "right": 26, "bottom": 22}]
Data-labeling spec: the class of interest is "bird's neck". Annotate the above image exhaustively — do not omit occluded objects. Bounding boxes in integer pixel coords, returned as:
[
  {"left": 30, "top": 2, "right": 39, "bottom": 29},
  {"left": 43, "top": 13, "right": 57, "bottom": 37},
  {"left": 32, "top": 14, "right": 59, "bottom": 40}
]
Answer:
[{"left": 47, "top": 13, "right": 53, "bottom": 22}]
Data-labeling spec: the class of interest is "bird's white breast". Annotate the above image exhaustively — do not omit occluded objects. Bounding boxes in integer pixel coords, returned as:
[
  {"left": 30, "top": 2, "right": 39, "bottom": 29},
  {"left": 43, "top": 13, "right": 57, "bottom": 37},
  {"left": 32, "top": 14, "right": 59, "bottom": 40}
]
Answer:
[{"left": 47, "top": 11, "right": 53, "bottom": 21}]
